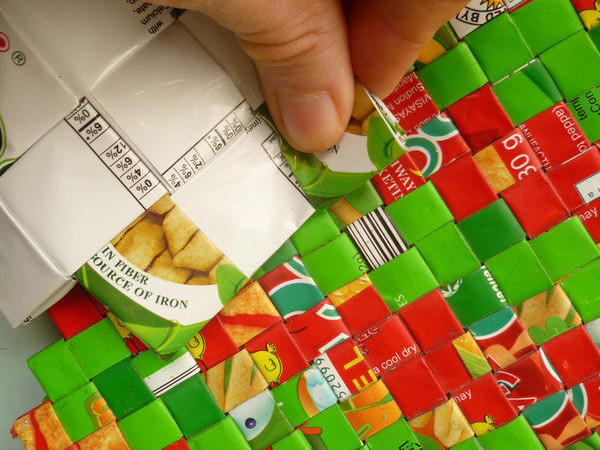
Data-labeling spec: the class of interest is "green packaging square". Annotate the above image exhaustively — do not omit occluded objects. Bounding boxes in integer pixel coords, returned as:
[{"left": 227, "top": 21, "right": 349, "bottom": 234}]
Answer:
[
  {"left": 365, "top": 418, "right": 421, "bottom": 450},
  {"left": 229, "top": 389, "right": 294, "bottom": 449},
  {"left": 255, "top": 239, "right": 298, "bottom": 279},
  {"left": 465, "top": 13, "right": 534, "bottom": 83},
  {"left": 591, "top": 25, "right": 600, "bottom": 49},
  {"left": 485, "top": 241, "right": 553, "bottom": 306},
  {"left": 511, "top": 0, "right": 584, "bottom": 55},
  {"left": 539, "top": 30, "right": 600, "bottom": 100},
  {"left": 561, "top": 258, "right": 600, "bottom": 322},
  {"left": 386, "top": 181, "right": 453, "bottom": 245},
  {"left": 328, "top": 181, "right": 384, "bottom": 230},
  {"left": 369, "top": 247, "right": 440, "bottom": 312},
  {"left": 458, "top": 199, "right": 526, "bottom": 261},
  {"left": 530, "top": 217, "right": 600, "bottom": 281},
  {"left": 92, "top": 357, "right": 154, "bottom": 420},
  {"left": 478, "top": 415, "right": 543, "bottom": 449},
  {"left": 161, "top": 374, "right": 224, "bottom": 438},
  {"left": 452, "top": 438, "right": 485, "bottom": 450},
  {"left": 272, "top": 429, "right": 312, "bottom": 450},
  {"left": 300, "top": 404, "right": 362, "bottom": 450},
  {"left": 301, "top": 234, "right": 367, "bottom": 295},
  {"left": 27, "top": 339, "right": 89, "bottom": 403},
  {"left": 53, "top": 382, "right": 115, "bottom": 443},
  {"left": 271, "top": 365, "right": 337, "bottom": 428},
  {"left": 569, "top": 84, "right": 600, "bottom": 143},
  {"left": 418, "top": 42, "right": 488, "bottom": 110},
  {"left": 415, "top": 222, "right": 480, "bottom": 286},
  {"left": 291, "top": 209, "right": 340, "bottom": 256},
  {"left": 492, "top": 59, "right": 563, "bottom": 125},
  {"left": 66, "top": 317, "right": 130, "bottom": 379},
  {"left": 415, "top": 23, "right": 460, "bottom": 69},
  {"left": 187, "top": 416, "right": 250, "bottom": 450},
  {"left": 118, "top": 399, "right": 182, "bottom": 450},
  {"left": 442, "top": 266, "right": 507, "bottom": 327}
]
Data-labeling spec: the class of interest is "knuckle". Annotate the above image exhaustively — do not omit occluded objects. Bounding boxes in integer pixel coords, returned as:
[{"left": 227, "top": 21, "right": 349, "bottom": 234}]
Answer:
[{"left": 237, "top": 3, "right": 338, "bottom": 68}]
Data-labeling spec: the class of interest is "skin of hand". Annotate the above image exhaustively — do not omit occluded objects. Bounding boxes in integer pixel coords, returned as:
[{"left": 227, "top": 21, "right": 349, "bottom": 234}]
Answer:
[{"left": 154, "top": 0, "right": 469, "bottom": 152}]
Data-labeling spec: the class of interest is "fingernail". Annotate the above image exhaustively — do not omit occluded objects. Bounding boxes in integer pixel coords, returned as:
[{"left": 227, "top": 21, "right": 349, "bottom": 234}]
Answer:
[{"left": 278, "top": 91, "right": 341, "bottom": 152}]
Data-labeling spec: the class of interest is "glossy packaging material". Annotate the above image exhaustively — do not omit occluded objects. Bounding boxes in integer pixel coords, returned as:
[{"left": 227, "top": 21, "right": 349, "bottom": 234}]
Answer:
[{"left": 0, "top": 3, "right": 321, "bottom": 353}]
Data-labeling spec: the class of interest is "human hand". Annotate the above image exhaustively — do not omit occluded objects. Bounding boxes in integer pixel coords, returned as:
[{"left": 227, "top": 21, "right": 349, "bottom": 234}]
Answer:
[{"left": 156, "top": 0, "right": 469, "bottom": 152}]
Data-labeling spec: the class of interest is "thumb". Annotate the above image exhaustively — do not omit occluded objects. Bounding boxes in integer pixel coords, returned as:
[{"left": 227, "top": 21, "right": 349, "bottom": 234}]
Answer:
[{"left": 161, "top": 0, "right": 354, "bottom": 153}]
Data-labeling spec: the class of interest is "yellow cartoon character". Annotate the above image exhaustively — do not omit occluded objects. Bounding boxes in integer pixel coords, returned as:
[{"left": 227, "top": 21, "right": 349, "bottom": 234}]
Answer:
[
  {"left": 471, "top": 414, "right": 496, "bottom": 436},
  {"left": 252, "top": 343, "right": 283, "bottom": 385},
  {"left": 186, "top": 332, "right": 206, "bottom": 361},
  {"left": 580, "top": 1, "right": 600, "bottom": 29}
]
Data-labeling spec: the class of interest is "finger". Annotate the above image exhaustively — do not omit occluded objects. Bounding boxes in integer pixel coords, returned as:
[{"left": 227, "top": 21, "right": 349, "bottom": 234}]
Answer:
[
  {"left": 347, "top": 0, "right": 469, "bottom": 98},
  {"left": 155, "top": 0, "right": 354, "bottom": 153}
]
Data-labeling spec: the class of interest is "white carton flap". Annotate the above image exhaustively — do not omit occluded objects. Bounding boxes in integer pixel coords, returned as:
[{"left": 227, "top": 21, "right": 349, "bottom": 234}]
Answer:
[
  {"left": 91, "top": 21, "right": 245, "bottom": 177},
  {"left": 0, "top": 200, "right": 71, "bottom": 326},
  {"left": 179, "top": 11, "right": 264, "bottom": 111},
  {"left": 0, "top": 120, "right": 153, "bottom": 276},
  {"left": 0, "top": 9, "right": 77, "bottom": 166},
  {"left": 0, "top": 0, "right": 174, "bottom": 96},
  {"left": 172, "top": 116, "right": 314, "bottom": 276}
]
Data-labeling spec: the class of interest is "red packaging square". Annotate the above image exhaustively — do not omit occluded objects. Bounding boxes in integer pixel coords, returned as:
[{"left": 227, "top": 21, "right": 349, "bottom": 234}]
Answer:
[
  {"left": 570, "top": 0, "right": 600, "bottom": 17},
  {"left": 163, "top": 438, "right": 191, "bottom": 450},
  {"left": 429, "top": 154, "right": 498, "bottom": 221},
  {"left": 469, "top": 307, "right": 536, "bottom": 371},
  {"left": 398, "top": 289, "right": 464, "bottom": 352},
  {"left": 382, "top": 355, "right": 447, "bottom": 419},
  {"left": 404, "top": 113, "right": 471, "bottom": 178},
  {"left": 47, "top": 284, "right": 103, "bottom": 340},
  {"left": 245, "top": 322, "right": 309, "bottom": 387},
  {"left": 371, "top": 152, "right": 426, "bottom": 205},
  {"left": 424, "top": 342, "right": 473, "bottom": 393},
  {"left": 542, "top": 325, "right": 600, "bottom": 389},
  {"left": 383, "top": 71, "right": 440, "bottom": 135},
  {"left": 315, "top": 339, "right": 377, "bottom": 400},
  {"left": 447, "top": 84, "right": 514, "bottom": 152},
  {"left": 519, "top": 102, "right": 590, "bottom": 170},
  {"left": 523, "top": 391, "right": 590, "bottom": 449},
  {"left": 494, "top": 350, "right": 563, "bottom": 410},
  {"left": 485, "top": 129, "right": 543, "bottom": 185},
  {"left": 451, "top": 373, "right": 517, "bottom": 435},
  {"left": 353, "top": 315, "right": 420, "bottom": 377},
  {"left": 286, "top": 299, "right": 351, "bottom": 362},
  {"left": 547, "top": 147, "right": 600, "bottom": 212},
  {"left": 576, "top": 198, "right": 600, "bottom": 243},
  {"left": 328, "top": 275, "right": 391, "bottom": 335},
  {"left": 570, "top": 374, "right": 600, "bottom": 430},
  {"left": 186, "top": 315, "right": 239, "bottom": 371},
  {"left": 501, "top": 170, "right": 569, "bottom": 237}
]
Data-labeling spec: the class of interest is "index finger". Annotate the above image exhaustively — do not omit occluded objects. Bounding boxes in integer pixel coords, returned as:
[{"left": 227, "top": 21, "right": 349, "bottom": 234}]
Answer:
[{"left": 347, "top": 0, "right": 470, "bottom": 98}]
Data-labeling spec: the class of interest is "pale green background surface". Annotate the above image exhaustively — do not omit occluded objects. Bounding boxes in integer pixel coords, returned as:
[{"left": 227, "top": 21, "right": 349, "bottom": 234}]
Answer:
[{"left": 0, "top": 313, "right": 60, "bottom": 449}]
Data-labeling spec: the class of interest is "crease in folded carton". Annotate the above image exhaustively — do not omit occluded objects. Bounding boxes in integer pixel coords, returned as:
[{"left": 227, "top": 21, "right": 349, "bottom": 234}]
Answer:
[{"left": 0, "top": 196, "right": 72, "bottom": 326}]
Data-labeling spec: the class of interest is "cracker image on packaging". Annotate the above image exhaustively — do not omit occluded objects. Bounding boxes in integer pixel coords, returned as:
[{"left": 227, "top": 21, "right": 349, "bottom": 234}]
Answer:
[
  {"left": 409, "top": 398, "right": 474, "bottom": 449},
  {"left": 203, "top": 349, "right": 269, "bottom": 412},
  {"left": 77, "top": 195, "right": 248, "bottom": 355},
  {"left": 112, "top": 196, "right": 227, "bottom": 283}
]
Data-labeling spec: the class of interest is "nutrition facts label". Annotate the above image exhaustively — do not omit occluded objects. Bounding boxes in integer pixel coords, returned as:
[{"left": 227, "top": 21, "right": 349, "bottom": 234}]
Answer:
[
  {"left": 65, "top": 99, "right": 166, "bottom": 210},
  {"left": 162, "top": 101, "right": 255, "bottom": 190},
  {"left": 260, "top": 130, "right": 303, "bottom": 193}
]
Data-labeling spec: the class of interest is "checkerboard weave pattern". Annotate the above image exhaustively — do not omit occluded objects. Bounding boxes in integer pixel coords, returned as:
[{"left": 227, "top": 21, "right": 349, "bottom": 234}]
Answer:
[{"left": 11, "top": 0, "right": 600, "bottom": 448}]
